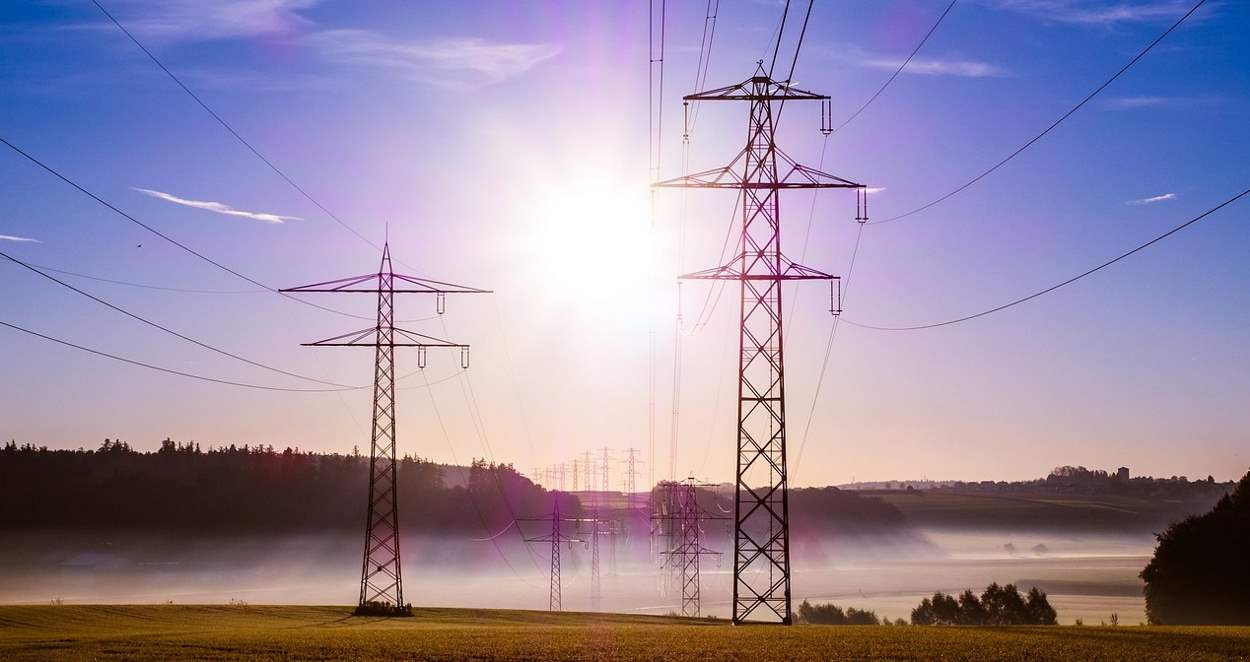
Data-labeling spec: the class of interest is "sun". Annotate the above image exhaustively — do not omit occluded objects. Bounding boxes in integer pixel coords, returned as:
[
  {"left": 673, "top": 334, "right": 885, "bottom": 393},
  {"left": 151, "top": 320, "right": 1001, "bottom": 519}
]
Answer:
[{"left": 520, "top": 174, "right": 661, "bottom": 319}]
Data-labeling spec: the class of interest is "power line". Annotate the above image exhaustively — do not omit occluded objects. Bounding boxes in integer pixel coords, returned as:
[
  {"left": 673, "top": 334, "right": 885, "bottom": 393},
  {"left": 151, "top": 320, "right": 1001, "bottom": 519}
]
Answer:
[
  {"left": 26, "top": 262, "right": 440, "bottom": 323},
  {"left": 0, "top": 319, "right": 355, "bottom": 393},
  {"left": 89, "top": 0, "right": 385, "bottom": 258},
  {"left": 830, "top": 0, "right": 958, "bottom": 135},
  {"left": 420, "top": 369, "right": 541, "bottom": 583},
  {"left": 871, "top": 0, "right": 1207, "bottom": 225},
  {"left": 0, "top": 134, "right": 386, "bottom": 323},
  {"left": 845, "top": 186, "right": 1249, "bottom": 332},
  {"left": 29, "top": 263, "right": 262, "bottom": 294},
  {"left": 1, "top": 249, "right": 356, "bottom": 388},
  {"left": 2, "top": 314, "right": 463, "bottom": 395},
  {"left": 792, "top": 222, "right": 865, "bottom": 479},
  {"left": 767, "top": 0, "right": 792, "bottom": 77}
]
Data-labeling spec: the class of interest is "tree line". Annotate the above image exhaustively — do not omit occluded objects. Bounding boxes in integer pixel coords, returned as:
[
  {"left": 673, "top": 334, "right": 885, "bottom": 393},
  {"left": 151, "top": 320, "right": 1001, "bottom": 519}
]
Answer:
[{"left": 0, "top": 439, "right": 572, "bottom": 535}]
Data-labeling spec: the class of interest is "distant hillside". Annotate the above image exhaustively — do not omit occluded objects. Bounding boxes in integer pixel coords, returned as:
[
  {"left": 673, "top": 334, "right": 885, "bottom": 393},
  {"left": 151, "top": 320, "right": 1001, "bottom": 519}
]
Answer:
[
  {"left": 834, "top": 465, "right": 1235, "bottom": 532},
  {"left": 0, "top": 439, "right": 567, "bottom": 536}
]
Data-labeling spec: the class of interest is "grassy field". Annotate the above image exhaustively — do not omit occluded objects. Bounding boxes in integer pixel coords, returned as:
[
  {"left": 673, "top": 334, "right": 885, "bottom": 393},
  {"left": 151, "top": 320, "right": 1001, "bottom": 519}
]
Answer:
[{"left": 2, "top": 605, "right": 1249, "bottom": 660}]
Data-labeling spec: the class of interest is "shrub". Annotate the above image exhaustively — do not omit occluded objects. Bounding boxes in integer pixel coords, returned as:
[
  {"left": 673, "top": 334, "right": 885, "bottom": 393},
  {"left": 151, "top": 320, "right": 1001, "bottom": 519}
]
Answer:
[
  {"left": 911, "top": 584, "right": 1056, "bottom": 625},
  {"left": 798, "top": 600, "right": 880, "bottom": 625}
]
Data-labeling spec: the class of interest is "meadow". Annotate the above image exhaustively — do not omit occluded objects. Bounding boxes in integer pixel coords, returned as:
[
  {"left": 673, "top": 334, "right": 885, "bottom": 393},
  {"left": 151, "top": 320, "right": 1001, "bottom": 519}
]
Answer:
[{"left": 2, "top": 605, "right": 1249, "bottom": 661}]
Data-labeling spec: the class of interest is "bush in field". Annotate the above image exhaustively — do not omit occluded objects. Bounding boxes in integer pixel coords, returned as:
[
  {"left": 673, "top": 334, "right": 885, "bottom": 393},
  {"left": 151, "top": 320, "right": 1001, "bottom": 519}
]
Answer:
[
  {"left": 911, "top": 584, "right": 1056, "bottom": 625},
  {"left": 1141, "top": 469, "right": 1250, "bottom": 624},
  {"left": 797, "top": 600, "right": 880, "bottom": 625}
]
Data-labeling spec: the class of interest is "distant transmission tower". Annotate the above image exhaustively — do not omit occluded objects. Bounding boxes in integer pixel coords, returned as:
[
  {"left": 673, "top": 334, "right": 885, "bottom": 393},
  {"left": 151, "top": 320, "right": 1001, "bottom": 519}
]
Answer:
[
  {"left": 650, "top": 480, "right": 683, "bottom": 598},
  {"left": 661, "top": 477, "right": 725, "bottom": 617},
  {"left": 623, "top": 448, "right": 642, "bottom": 503},
  {"left": 521, "top": 499, "right": 583, "bottom": 612},
  {"left": 590, "top": 507, "right": 602, "bottom": 611},
  {"left": 599, "top": 447, "right": 612, "bottom": 494},
  {"left": 654, "top": 67, "right": 867, "bottom": 624},
  {"left": 282, "top": 242, "right": 488, "bottom": 616}
]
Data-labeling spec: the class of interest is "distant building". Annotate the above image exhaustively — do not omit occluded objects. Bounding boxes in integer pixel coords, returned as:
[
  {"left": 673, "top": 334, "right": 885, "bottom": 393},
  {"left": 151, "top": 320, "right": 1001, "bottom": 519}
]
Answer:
[{"left": 1117, "top": 467, "right": 1130, "bottom": 481}]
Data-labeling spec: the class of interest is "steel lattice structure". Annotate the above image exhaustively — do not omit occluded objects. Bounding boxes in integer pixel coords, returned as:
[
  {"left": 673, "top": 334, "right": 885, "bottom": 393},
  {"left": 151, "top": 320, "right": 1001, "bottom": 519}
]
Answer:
[
  {"left": 520, "top": 499, "right": 584, "bottom": 612},
  {"left": 281, "top": 242, "right": 488, "bottom": 615},
  {"left": 660, "top": 478, "right": 725, "bottom": 618},
  {"left": 655, "top": 70, "right": 865, "bottom": 624}
]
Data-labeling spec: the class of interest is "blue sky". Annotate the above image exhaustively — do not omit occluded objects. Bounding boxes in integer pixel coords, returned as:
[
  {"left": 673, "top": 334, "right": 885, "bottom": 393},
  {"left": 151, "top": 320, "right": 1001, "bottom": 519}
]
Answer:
[{"left": 1, "top": 0, "right": 1247, "bottom": 484}]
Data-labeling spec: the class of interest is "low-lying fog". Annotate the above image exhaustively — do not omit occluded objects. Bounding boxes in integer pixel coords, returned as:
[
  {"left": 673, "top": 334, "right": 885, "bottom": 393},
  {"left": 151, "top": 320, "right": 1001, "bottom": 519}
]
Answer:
[{"left": 0, "top": 527, "right": 1154, "bottom": 624}]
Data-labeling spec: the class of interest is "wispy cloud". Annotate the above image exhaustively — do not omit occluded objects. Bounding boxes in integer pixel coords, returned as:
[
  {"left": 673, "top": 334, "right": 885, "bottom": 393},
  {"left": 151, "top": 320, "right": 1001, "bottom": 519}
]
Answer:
[
  {"left": 1127, "top": 192, "right": 1177, "bottom": 205},
  {"left": 1101, "top": 95, "right": 1218, "bottom": 110},
  {"left": 859, "top": 54, "right": 1006, "bottom": 78},
  {"left": 980, "top": 1, "right": 1197, "bottom": 25},
  {"left": 0, "top": 234, "right": 40, "bottom": 243},
  {"left": 309, "top": 30, "right": 561, "bottom": 86},
  {"left": 866, "top": 187, "right": 887, "bottom": 194},
  {"left": 1103, "top": 95, "right": 1170, "bottom": 109},
  {"left": 133, "top": 188, "right": 300, "bottom": 224},
  {"left": 74, "top": 0, "right": 319, "bottom": 41}
]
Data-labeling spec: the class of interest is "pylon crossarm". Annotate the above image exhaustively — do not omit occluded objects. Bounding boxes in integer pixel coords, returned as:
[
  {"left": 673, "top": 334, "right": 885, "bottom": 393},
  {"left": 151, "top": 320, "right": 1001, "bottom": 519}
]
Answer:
[
  {"left": 281, "top": 272, "right": 490, "bottom": 295},
  {"left": 302, "top": 326, "right": 378, "bottom": 346},
  {"left": 393, "top": 327, "right": 465, "bottom": 347},
  {"left": 391, "top": 273, "right": 491, "bottom": 294},
  {"left": 774, "top": 148, "right": 863, "bottom": 189},
  {"left": 301, "top": 326, "right": 467, "bottom": 348},
  {"left": 678, "top": 257, "right": 838, "bottom": 281},
  {"left": 279, "top": 273, "right": 380, "bottom": 292},
  {"left": 682, "top": 75, "right": 829, "bottom": 102}
]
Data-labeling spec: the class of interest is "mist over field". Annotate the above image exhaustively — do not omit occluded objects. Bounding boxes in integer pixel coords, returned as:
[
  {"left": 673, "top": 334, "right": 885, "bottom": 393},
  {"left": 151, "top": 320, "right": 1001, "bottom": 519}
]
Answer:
[{"left": 0, "top": 525, "right": 1158, "bottom": 624}]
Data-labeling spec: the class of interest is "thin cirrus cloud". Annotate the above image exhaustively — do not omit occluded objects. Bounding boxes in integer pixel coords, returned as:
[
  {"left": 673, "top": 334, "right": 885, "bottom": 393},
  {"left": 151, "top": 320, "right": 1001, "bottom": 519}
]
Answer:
[
  {"left": 0, "top": 234, "right": 41, "bottom": 243},
  {"left": 70, "top": 2, "right": 559, "bottom": 86},
  {"left": 980, "top": 1, "right": 1195, "bottom": 25},
  {"left": 65, "top": 0, "right": 318, "bottom": 41},
  {"left": 838, "top": 44, "right": 1005, "bottom": 78},
  {"left": 1101, "top": 95, "right": 1216, "bottom": 111},
  {"left": 309, "top": 30, "right": 562, "bottom": 86},
  {"left": 133, "top": 188, "right": 300, "bottom": 224},
  {"left": 863, "top": 55, "right": 1005, "bottom": 78},
  {"left": 1127, "top": 192, "right": 1177, "bottom": 205}
]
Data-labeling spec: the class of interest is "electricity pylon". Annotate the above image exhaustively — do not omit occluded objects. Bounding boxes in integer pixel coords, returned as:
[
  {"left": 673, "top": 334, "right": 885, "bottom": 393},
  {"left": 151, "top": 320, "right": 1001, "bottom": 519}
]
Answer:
[
  {"left": 650, "top": 480, "right": 683, "bottom": 598},
  {"left": 281, "top": 242, "right": 488, "bottom": 616},
  {"left": 520, "top": 499, "right": 584, "bottom": 612},
  {"left": 623, "top": 448, "right": 642, "bottom": 502},
  {"left": 661, "top": 477, "right": 726, "bottom": 617},
  {"left": 654, "top": 68, "right": 867, "bottom": 624}
]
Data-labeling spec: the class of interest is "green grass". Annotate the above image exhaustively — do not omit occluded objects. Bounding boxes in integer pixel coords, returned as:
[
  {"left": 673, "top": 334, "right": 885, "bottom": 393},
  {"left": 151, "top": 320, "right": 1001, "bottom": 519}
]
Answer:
[{"left": 1, "top": 605, "right": 1249, "bottom": 660}]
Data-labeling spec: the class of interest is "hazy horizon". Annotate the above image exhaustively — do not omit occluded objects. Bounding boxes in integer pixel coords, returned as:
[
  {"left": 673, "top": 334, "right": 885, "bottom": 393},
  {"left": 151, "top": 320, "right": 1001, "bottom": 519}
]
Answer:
[{"left": 2, "top": 0, "right": 1248, "bottom": 487}]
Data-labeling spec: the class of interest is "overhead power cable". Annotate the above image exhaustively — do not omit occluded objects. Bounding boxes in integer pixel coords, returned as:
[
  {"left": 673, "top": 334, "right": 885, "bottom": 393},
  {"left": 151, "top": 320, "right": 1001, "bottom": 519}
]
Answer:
[
  {"left": 29, "top": 263, "right": 262, "bottom": 294},
  {"left": 0, "top": 316, "right": 464, "bottom": 393},
  {"left": 0, "top": 249, "right": 360, "bottom": 388},
  {"left": 89, "top": 0, "right": 385, "bottom": 259},
  {"left": 767, "top": 1, "right": 792, "bottom": 77},
  {"left": 0, "top": 319, "right": 356, "bottom": 393},
  {"left": 792, "top": 222, "right": 865, "bottom": 479},
  {"left": 872, "top": 0, "right": 1207, "bottom": 225},
  {"left": 25, "top": 262, "right": 439, "bottom": 324},
  {"left": 0, "top": 135, "right": 388, "bottom": 323},
  {"left": 845, "top": 186, "right": 1249, "bottom": 331},
  {"left": 420, "top": 369, "right": 542, "bottom": 581},
  {"left": 831, "top": 0, "right": 958, "bottom": 135}
]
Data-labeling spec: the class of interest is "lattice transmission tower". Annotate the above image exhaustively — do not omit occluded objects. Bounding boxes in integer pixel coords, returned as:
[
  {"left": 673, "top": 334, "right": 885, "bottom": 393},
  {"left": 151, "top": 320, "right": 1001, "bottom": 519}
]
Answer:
[
  {"left": 282, "top": 242, "right": 488, "bottom": 615},
  {"left": 654, "top": 67, "right": 867, "bottom": 624},
  {"left": 660, "top": 477, "right": 726, "bottom": 617},
  {"left": 520, "top": 499, "right": 584, "bottom": 612}
]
